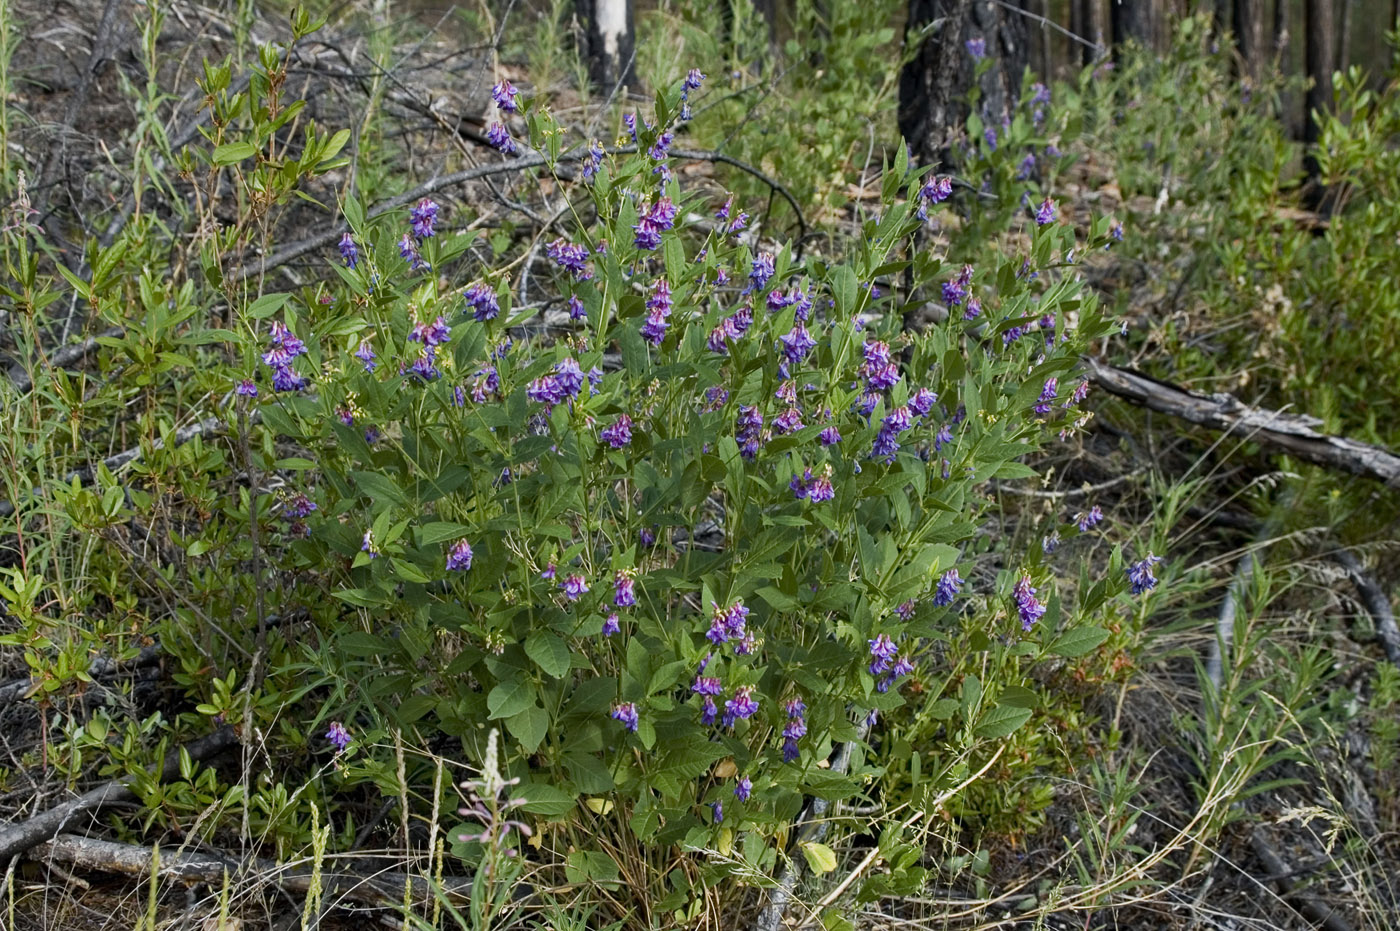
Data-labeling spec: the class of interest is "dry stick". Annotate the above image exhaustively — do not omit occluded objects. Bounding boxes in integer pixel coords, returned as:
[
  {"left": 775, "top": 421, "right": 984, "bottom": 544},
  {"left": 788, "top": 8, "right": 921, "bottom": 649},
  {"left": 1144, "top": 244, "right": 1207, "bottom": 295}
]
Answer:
[
  {"left": 1082, "top": 356, "right": 1400, "bottom": 487},
  {"left": 234, "top": 145, "right": 806, "bottom": 284},
  {"left": 1249, "top": 828, "right": 1355, "bottom": 931},
  {"left": 0, "top": 727, "right": 236, "bottom": 862},
  {"left": 1331, "top": 549, "right": 1400, "bottom": 668},
  {"left": 32, "top": 833, "right": 474, "bottom": 911}
]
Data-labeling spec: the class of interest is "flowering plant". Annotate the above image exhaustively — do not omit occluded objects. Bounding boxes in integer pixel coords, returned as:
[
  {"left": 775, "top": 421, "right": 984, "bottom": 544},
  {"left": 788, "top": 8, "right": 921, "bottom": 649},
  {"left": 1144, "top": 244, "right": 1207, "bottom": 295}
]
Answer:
[{"left": 239, "top": 72, "right": 1142, "bottom": 871}]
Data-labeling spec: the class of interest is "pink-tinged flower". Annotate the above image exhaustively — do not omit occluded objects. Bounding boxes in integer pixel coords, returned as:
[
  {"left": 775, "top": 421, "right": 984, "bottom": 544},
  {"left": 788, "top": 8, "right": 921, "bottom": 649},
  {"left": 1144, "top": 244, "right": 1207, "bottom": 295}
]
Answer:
[
  {"left": 601, "top": 414, "right": 633, "bottom": 448},
  {"left": 326, "top": 721, "right": 351, "bottom": 752},
  {"left": 868, "top": 633, "right": 898, "bottom": 675},
  {"left": 721, "top": 686, "right": 759, "bottom": 728},
  {"left": 1013, "top": 575, "right": 1046, "bottom": 630},
  {"left": 464, "top": 282, "right": 500, "bottom": 321},
  {"left": 601, "top": 613, "right": 620, "bottom": 637},
  {"left": 541, "top": 562, "right": 556, "bottom": 580},
  {"left": 1035, "top": 198, "right": 1057, "bottom": 225},
  {"left": 560, "top": 574, "right": 589, "bottom": 601},
  {"left": 446, "top": 539, "right": 474, "bottom": 572},
  {"left": 613, "top": 570, "right": 637, "bottom": 607},
  {"left": 611, "top": 702, "right": 639, "bottom": 732},
  {"left": 1033, "top": 377, "right": 1058, "bottom": 415},
  {"left": 235, "top": 379, "right": 258, "bottom": 398},
  {"left": 1076, "top": 505, "right": 1104, "bottom": 533}
]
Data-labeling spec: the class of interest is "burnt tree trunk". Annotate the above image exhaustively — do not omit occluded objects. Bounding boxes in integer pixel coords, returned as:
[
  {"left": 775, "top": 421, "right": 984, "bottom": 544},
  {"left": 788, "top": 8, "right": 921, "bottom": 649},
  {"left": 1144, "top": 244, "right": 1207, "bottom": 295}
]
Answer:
[
  {"left": 1303, "top": 0, "right": 1334, "bottom": 186},
  {"left": 1234, "top": 0, "right": 1264, "bottom": 81},
  {"left": 578, "top": 0, "right": 636, "bottom": 93},
  {"left": 898, "top": 0, "right": 1030, "bottom": 166},
  {"left": 1110, "top": 0, "right": 1153, "bottom": 51}
]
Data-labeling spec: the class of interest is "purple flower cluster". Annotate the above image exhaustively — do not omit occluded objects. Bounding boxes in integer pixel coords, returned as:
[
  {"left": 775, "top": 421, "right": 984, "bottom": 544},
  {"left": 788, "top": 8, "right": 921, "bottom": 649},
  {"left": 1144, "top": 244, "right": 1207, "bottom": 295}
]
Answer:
[
  {"left": 707, "top": 599, "right": 752, "bottom": 652},
  {"left": 1066, "top": 380, "right": 1090, "bottom": 408},
  {"left": 1033, "top": 377, "right": 1058, "bottom": 415},
  {"left": 602, "top": 613, "right": 621, "bottom": 636},
  {"left": 487, "top": 121, "right": 517, "bottom": 155},
  {"left": 464, "top": 282, "right": 500, "bottom": 321},
  {"left": 942, "top": 264, "right": 974, "bottom": 308},
  {"left": 601, "top": 414, "right": 633, "bottom": 448},
  {"left": 547, "top": 239, "right": 591, "bottom": 280},
  {"left": 916, "top": 175, "right": 953, "bottom": 220},
  {"left": 638, "top": 278, "right": 673, "bottom": 345},
  {"left": 492, "top": 79, "right": 518, "bottom": 114},
  {"left": 716, "top": 194, "right": 749, "bottom": 236},
  {"left": 1035, "top": 198, "right": 1058, "bottom": 226},
  {"left": 680, "top": 68, "right": 705, "bottom": 120},
  {"left": 527, "top": 357, "right": 585, "bottom": 409},
  {"left": 790, "top": 466, "right": 835, "bottom": 503},
  {"left": 735, "top": 405, "right": 764, "bottom": 459},
  {"left": 781, "top": 697, "right": 806, "bottom": 762},
  {"left": 1127, "top": 553, "right": 1163, "bottom": 595},
  {"left": 933, "top": 568, "right": 963, "bottom": 606},
  {"left": 872, "top": 405, "right": 912, "bottom": 462},
  {"left": 777, "top": 322, "right": 816, "bottom": 371},
  {"left": 734, "top": 775, "right": 752, "bottom": 801},
  {"left": 561, "top": 573, "right": 589, "bottom": 601},
  {"left": 581, "top": 140, "right": 605, "bottom": 180},
  {"left": 868, "top": 634, "right": 914, "bottom": 692},
  {"left": 1076, "top": 505, "right": 1104, "bottom": 533},
  {"left": 339, "top": 232, "right": 358, "bottom": 268},
  {"left": 773, "top": 406, "right": 803, "bottom": 434},
  {"left": 613, "top": 570, "right": 637, "bottom": 607},
  {"left": 611, "top": 701, "right": 639, "bottom": 732},
  {"left": 747, "top": 252, "right": 775, "bottom": 294},
  {"left": 860, "top": 340, "right": 900, "bottom": 395},
  {"left": 326, "top": 721, "right": 351, "bottom": 752},
  {"left": 1013, "top": 576, "right": 1046, "bottom": 630},
  {"left": 409, "top": 198, "right": 439, "bottom": 240},
  {"left": 966, "top": 36, "right": 986, "bottom": 59},
  {"left": 399, "top": 233, "right": 429, "bottom": 272},
  {"left": 354, "top": 338, "right": 377, "bottom": 372},
  {"left": 263, "top": 321, "right": 308, "bottom": 392},
  {"left": 692, "top": 671, "right": 723, "bottom": 725},
  {"left": 446, "top": 538, "right": 474, "bottom": 571},
  {"left": 722, "top": 685, "right": 759, "bottom": 728},
  {"left": 235, "top": 379, "right": 258, "bottom": 398},
  {"left": 634, "top": 196, "right": 678, "bottom": 250}
]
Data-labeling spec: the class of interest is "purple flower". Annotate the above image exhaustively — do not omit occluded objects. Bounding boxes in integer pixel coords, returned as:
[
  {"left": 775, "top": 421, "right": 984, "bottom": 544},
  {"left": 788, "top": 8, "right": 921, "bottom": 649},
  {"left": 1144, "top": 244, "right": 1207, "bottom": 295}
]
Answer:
[
  {"left": 935, "top": 422, "right": 954, "bottom": 452},
  {"left": 966, "top": 36, "right": 986, "bottom": 59},
  {"left": 283, "top": 493, "right": 316, "bottom": 519},
  {"left": 1013, "top": 576, "right": 1046, "bottom": 631},
  {"left": 722, "top": 686, "right": 759, "bottom": 728},
  {"left": 872, "top": 405, "right": 912, "bottom": 461},
  {"left": 819, "top": 425, "right": 842, "bottom": 446},
  {"left": 1033, "top": 377, "right": 1058, "bottom": 415},
  {"left": 684, "top": 68, "right": 706, "bottom": 92},
  {"left": 778, "top": 323, "right": 817, "bottom": 368},
  {"left": 560, "top": 573, "right": 589, "bottom": 602},
  {"left": 1043, "top": 531, "right": 1061, "bottom": 553},
  {"left": 869, "top": 633, "right": 899, "bottom": 675},
  {"left": 942, "top": 264, "right": 974, "bottom": 308},
  {"left": 1127, "top": 553, "right": 1163, "bottom": 595},
  {"left": 1065, "top": 380, "right": 1091, "bottom": 408},
  {"left": 701, "top": 696, "right": 718, "bottom": 726},
  {"left": 602, "top": 613, "right": 621, "bottom": 637},
  {"left": 354, "top": 338, "right": 377, "bottom": 372},
  {"left": 1109, "top": 219, "right": 1124, "bottom": 242},
  {"left": 773, "top": 407, "right": 804, "bottom": 435},
  {"left": 410, "top": 315, "right": 452, "bottom": 348},
  {"left": 748, "top": 252, "right": 775, "bottom": 293},
  {"left": 703, "top": 386, "right": 729, "bottom": 411},
  {"left": 613, "top": 570, "right": 637, "bottom": 607},
  {"left": 547, "top": 239, "right": 591, "bottom": 279},
  {"left": 361, "top": 529, "right": 379, "bottom": 559},
  {"left": 446, "top": 539, "right": 474, "bottom": 572},
  {"left": 692, "top": 675, "right": 723, "bottom": 696},
  {"left": 326, "top": 721, "right": 351, "bottom": 752},
  {"left": 711, "top": 801, "right": 723, "bottom": 823},
  {"left": 492, "top": 79, "right": 518, "bottom": 113},
  {"left": 339, "top": 232, "right": 358, "bottom": 268},
  {"left": 648, "top": 130, "right": 675, "bottom": 161},
  {"left": 916, "top": 175, "right": 954, "bottom": 219},
  {"left": 909, "top": 387, "right": 937, "bottom": 418},
  {"left": 806, "top": 472, "right": 835, "bottom": 503},
  {"left": 464, "top": 282, "right": 500, "bottom": 321},
  {"left": 639, "top": 527, "right": 657, "bottom": 547},
  {"left": 735, "top": 405, "right": 764, "bottom": 459},
  {"left": 1031, "top": 82, "right": 1051, "bottom": 106},
  {"left": 235, "top": 379, "right": 258, "bottom": 398},
  {"left": 735, "top": 776, "right": 752, "bottom": 801},
  {"left": 640, "top": 278, "right": 672, "bottom": 345},
  {"left": 781, "top": 698, "right": 807, "bottom": 762},
  {"left": 271, "top": 365, "right": 308, "bottom": 392},
  {"left": 581, "top": 140, "right": 605, "bottom": 180},
  {"left": 601, "top": 414, "right": 633, "bottom": 448},
  {"left": 1017, "top": 152, "right": 1037, "bottom": 180},
  {"left": 486, "top": 121, "right": 517, "bottom": 155},
  {"left": 707, "top": 599, "right": 751, "bottom": 646},
  {"left": 568, "top": 295, "right": 586, "bottom": 320},
  {"left": 399, "top": 233, "right": 429, "bottom": 271},
  {"left": 933, "top": 568, "right": 963, "bottom": 607},
  {"left": 880, "top": 654, "right": 915, "bottom": 692},
  {"left": 611, "top": 702, "right": 639, "bottom": 732},
  {"left": 964, "top": 296, "right": 982, "bottom": 320},
  {"left": 634, "top": 197, "right": 678, "bottom": 250},
  {"left": 409, "top": 198, "right": 439, "bottom": 240},
  {"left": 984, "top": 125, "right": 998, "bottom": 151},
  {"left": 262, "top": 321, "right": 307, "bottom": 368},
  {"left": 541, "top": 563, "right": 556, "bottom": 580},
  {"left": 1035, "top": 198, "right": 1057, "bottom": 226},
  {"left": 1076, "top": 505, "right": 1104, "bottom": 533}
]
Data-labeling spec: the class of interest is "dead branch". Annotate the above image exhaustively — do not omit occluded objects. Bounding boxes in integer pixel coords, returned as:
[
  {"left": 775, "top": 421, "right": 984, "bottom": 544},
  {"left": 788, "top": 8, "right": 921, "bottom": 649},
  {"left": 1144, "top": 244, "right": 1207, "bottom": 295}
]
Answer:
[
  {"left": 0, "top": 644, "right": 161, "bottom": 706},
  {"left": 0, "top": 727, "right": 237, "bottom": 862},
  {"left": 1083, "top": 357, "right": 1400, "bottom": 487},
  {"left": 32, "top": 833, "right": 473, "bottom": 911},
  {"left": 1331, "top": 549, "right": 1400, "bottom": 668}
]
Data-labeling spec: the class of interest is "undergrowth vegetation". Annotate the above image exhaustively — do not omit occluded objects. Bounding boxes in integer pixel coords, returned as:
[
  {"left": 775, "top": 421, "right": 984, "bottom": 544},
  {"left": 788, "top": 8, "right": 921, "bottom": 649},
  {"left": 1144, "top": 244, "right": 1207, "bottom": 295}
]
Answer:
[{"left": 1, "top": 1, "right": 1399, "bottom": 929}]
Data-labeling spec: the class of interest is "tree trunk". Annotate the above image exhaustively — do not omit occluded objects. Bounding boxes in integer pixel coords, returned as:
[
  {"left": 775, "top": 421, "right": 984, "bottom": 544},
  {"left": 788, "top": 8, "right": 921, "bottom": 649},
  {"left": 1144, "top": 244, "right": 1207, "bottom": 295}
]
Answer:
[
  {"left": 578, "top": 0, "right": 636, "bottom": 93},
  {"left": 1303, "top": 0, "right": 1334, "bottom": 184},
  {"left": 1273, "top": 0, "right": 1289, "bottom": 65},
  {"left": 898, "top": 0, "right": 1030, "bottom": 166},
  {"left": 1336, "top": 0, "right": 1352, "bottom": 73},
  {"left": 1110, "top": 0, "right": 1153, "bottom": 51},
  {"left": 1234, "top": 0, "right": 1264, "bottom": 80}
]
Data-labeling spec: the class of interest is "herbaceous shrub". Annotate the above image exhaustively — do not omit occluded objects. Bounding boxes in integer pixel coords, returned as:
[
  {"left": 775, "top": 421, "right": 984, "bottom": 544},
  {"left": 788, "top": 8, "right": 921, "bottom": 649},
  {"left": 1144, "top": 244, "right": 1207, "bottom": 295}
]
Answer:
[{"left": 234, "top": 73, "right": 1141, "bottom": 877}]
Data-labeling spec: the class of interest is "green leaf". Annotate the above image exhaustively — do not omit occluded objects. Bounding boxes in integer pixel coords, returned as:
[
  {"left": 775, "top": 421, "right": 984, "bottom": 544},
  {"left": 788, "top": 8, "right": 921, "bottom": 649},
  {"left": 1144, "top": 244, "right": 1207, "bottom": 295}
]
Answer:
[
  {"left": 417, "top": 522, "right": 474, "bottom": 546},
  {"left": 973, "top": 703, "right": 1033, "bottom": 739},
  {"left": 802, "top": 842, "right": 838, "bottom": 874},
  {"left": 515, "top": 782, "right": 576, "bottom": 817},
  {"left": 213, "top": 141, "right": 257, "bottom": 165},
  {"left": 1049, "top": 626, "right": 1110, "bottom": 658},
  {"left": 487, "top": 678, "right": 535, "bottom": 720},
  {"left": 525, "top": 630, "right": 571, "bottom": 678},
  {"left": 506, "top": 704, "right": 549, "bottom": 752},
  {"left": 246, "top": 292, "right": 289, "bottom": 319}
]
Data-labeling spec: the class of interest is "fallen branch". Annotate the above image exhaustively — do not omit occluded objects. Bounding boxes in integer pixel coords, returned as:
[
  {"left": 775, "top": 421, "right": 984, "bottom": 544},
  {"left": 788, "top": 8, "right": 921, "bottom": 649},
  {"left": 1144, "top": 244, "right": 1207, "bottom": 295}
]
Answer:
[
  {"left": 1250, "top": 827, "right": 1354, "bottom": 931},
  {"left": 33, "top": 833, "right": 472, "bottom": 911},
  {"left": 0, "top": 727, "right": 237, "bottom": 862},
  {"left": 1083, "top": 357, "right": 1400, "bottom": 487},
  {"left": 1331, "top": 550, "right": 1400, "bottom": 669},
  {"left": 0, "top": 644, "right": 162, "bottom": 706}
]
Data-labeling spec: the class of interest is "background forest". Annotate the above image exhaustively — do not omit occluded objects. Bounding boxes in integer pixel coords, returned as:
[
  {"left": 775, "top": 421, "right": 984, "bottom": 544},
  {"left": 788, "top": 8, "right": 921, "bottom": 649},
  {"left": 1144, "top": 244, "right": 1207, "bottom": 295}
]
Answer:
[{"left": 2, "top": 0, "right": 1400, "bottom": 929}]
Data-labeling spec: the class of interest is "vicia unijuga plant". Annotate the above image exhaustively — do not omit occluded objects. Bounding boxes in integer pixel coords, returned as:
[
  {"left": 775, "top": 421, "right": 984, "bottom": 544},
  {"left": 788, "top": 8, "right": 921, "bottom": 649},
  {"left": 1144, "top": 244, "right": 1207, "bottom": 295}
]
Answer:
[{"left": 231, "top": 68, "right": 1153, "bottom": 885}]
